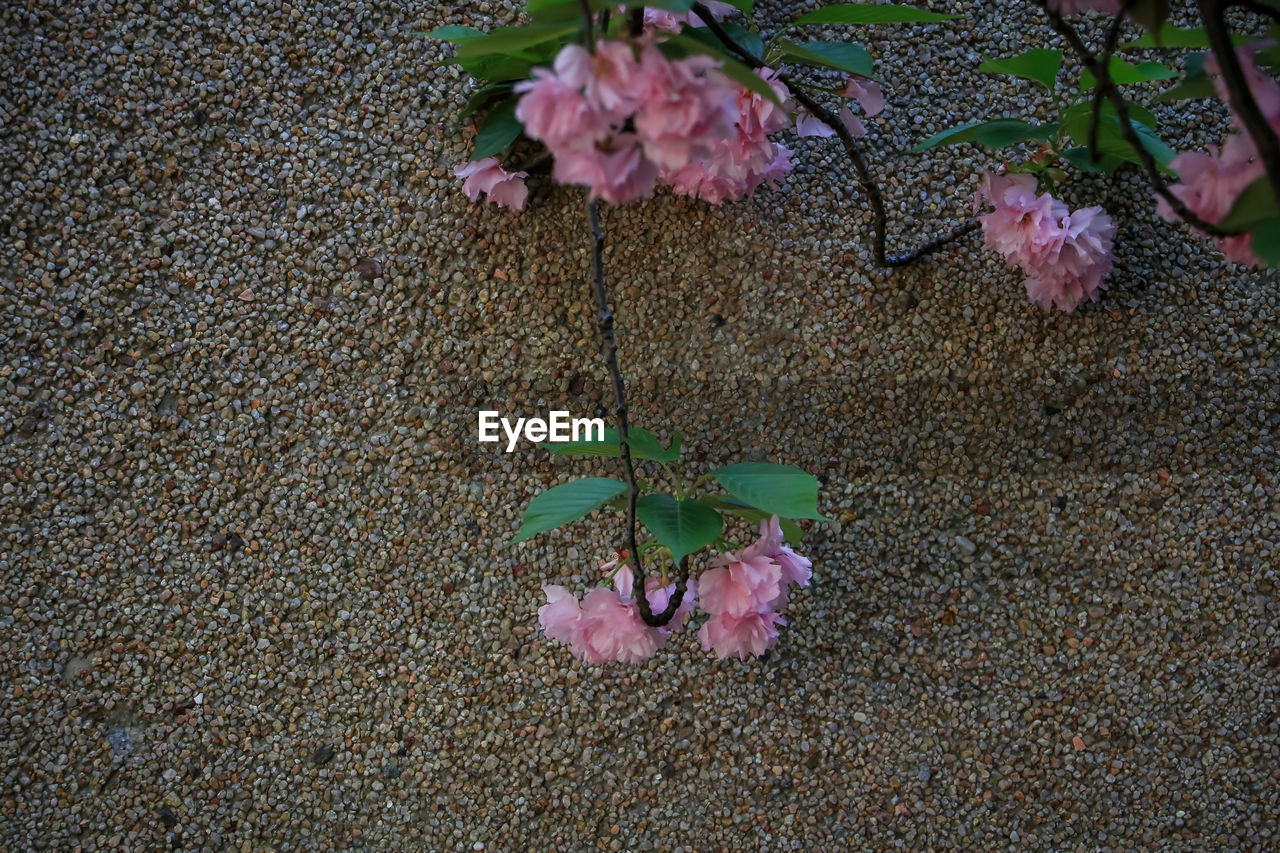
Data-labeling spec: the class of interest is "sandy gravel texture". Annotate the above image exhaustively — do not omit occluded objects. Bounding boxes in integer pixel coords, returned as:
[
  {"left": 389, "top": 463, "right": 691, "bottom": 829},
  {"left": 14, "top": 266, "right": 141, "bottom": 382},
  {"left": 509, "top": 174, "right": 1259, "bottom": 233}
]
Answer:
[{"left": 3, "top": 0, "right": 1279, "bottom": 849}]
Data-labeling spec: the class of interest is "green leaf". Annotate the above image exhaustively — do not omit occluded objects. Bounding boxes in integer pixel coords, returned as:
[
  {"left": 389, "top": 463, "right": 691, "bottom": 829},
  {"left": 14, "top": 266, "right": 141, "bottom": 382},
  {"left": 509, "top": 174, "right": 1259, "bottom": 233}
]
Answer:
[
  {"left": 716, "top": 0, "right": 752, "bottom": 14},
  {"left": 545, "top": 427, "right": 682, "bottom": 462},
  {"left": 422, "top": 25, "right": 486, "bottom": 42},
  {"left": 978, "top": 49, "right": 1062, "bottom": 91},
  {"left": 776, "top": 39, "right": 873, "bottom": 77},
  {"left": 509, "top": 478, "right": 627, "bottom": 545},
  {"left": 471, "top": 100, "right": 522, "bottom": 159},
  {"left": 1121, "top": 25, "right": 1211, "bottom": 50},
  {"left": 1060, "top": 145, "right": 1127, "bottom": 174},
  {"left": 1251, "top": 217, "right": 1280, "bottom": 267},
  {"left": 711, "top": 463, "right": 827, "bottom": 520},
  {"left": 721, "top": 21, "right": 764, "bottom": 60},
  {"left": 973, "top": 119, "right": 1056, "bottom": 149},
  {"left": 635, "top": 495, "right": 724, "bottom": 564},
  {"left": 1219, "top": 177, "right": 1280, "bottom": 231},
  {"left": 1128, "top": 0, "right": 1171, "bottom": 36},
  {"left": 1080, "top": 57, "right": 1177, "bottom": 92},
  {"left": 911, "top": 119, "right": 1053, "bottom": 152},
  {"left": 1060, "top": 101, "right": 1171, "bottom": 169},
  {"left": 452, "top": 22, "right": 581, "bottom": 63},
  {"left": 664, "top": 32, "right": 783, "bottom": 105},
  {"left": 789, "top": 3, "right": 958, "bottom": 26},
  {"left": 458, "top": 82, "right": 514, "bottom": 120},
  {"left": 699, "top": 495, "right": 805, "bottom": 545},
  {"left": 1157, "top": 71, "right": 1216, "bottom": 102}
]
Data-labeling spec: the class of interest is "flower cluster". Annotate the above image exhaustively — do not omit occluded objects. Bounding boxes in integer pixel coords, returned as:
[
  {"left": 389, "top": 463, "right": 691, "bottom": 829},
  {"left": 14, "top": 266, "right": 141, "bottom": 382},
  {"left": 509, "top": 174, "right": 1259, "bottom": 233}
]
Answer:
[
  {"left": 538, "top": 516, "right": 811, "bottom": 665},
  {"left": 539, "top": 560, "right": 697, "bottom": 665},
  {"left": 1158, "top": 44, "right": 1278, "bottom": 268},
  {"left": 509, "top": 37, "right": 799, "bottom": 206},
  {"left": 977, "top": 172, "right": 1116, "bottom": 312},
  {"left": 697, "top": 517, "right": 812, "bottom": 660}
]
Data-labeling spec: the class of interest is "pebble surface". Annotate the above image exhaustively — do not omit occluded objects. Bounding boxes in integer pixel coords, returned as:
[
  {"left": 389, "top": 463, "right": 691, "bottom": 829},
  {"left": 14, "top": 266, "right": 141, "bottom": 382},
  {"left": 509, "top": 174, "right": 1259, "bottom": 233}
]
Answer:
[{"left": 2, "top": 0, "right": 1278, "bottom": 849}]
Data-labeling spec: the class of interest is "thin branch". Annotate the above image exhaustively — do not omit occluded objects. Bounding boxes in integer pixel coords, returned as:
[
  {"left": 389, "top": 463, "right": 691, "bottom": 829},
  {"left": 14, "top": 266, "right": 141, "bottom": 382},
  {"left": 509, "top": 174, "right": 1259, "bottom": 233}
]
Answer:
[
  {"left": 690, "top": 3, "right": 978, "bottom": 267},
  {"left": 578, "top": 0, "right": 594, "bottom": 44},
  {"left": 627, "top": 8, "right": 644, "bottom": 37},
  {"left": 586, "top": 200, "right": 688, "bottom": 628},
  {"left": 1089, "top": 0, "right": 1138, "bottom": 163},
  {"left": 1208, "top": 0, "right": 1280, "bottom": 203},
  {"left": 1036, "top": 1, "right": 1243, "bottom": 237}
]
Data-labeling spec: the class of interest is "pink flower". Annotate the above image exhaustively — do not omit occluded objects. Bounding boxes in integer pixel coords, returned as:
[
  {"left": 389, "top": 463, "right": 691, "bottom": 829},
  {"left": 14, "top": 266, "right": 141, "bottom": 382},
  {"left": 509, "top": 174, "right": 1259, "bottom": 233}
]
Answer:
[
  {"left": 838, "top": 106, "right": 867, "bottom": 138},
  {"left": 538, "top": 585, "right": 582, "bottom": 644},
  {"left": 840, "top": 77, "right": 884, "bottom": 117},
  {"left": 1045, "top": 0, "right": 1119, "bottom": 14},
  {"left": 453, "top": 157, "right": 529, "bottom": 211},
  {"left": 641, "top": 0, "right": 737, "bottom": 33},
  {"left": 795, "top": 112, "right": 835, "bottom": 138},
  {"left": 1204, "top": 41, "right": 1280, "bottom": 129},
  {"left": 514, "top": 46, "right": 612, "bottom": 149},
  {"left": 699, "top": 610, "right": 786, "bottom": 660},
  {"left": 586, "top": 39, "right": 643, "bottom": 119},
  {"left": 634, "top": 44, "right": 735, "bottom": 170},
  {"left": 743, "top": 516, "right": 812, "bottom": 590},
  {"left": 977, "top": 172, "right": 1116, "bottom": 312},
  {"left": 553, "top": 134, "right": 659, "bottom": 204},
  {"left": 1158, "top": 134, "right": 1266, "bottom": 268},
  {"left": 699, "top": 549, "right": 783, "bottom": 617},
  {"left": 538, "top": 559, "right": 696, "bottom": 665}
]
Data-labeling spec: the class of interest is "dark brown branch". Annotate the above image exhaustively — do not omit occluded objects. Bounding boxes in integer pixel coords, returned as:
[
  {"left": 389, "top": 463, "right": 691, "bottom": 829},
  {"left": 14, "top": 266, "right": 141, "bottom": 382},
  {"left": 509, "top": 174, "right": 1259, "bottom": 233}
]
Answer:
[
  {"left": 578, "top": 0, "right": 594, "bottom": 44},
  {"left": 1089, "top": 0, "right": 1137, "bottom": 163},
  {"left": 690, "top": 3, "right": 978, "bottom": 267},
  {"left": 627, "top": 8, "right": 644, "bottom": 37},
  {"left": 586, "top": 200, "right": 688, "bottom": 628},
  {"left": 1208, "top": 0, "right": 1280, "bottom": 203},
  {"left": 1036, "top": 1, "right": 1242, "bottom": 237}
]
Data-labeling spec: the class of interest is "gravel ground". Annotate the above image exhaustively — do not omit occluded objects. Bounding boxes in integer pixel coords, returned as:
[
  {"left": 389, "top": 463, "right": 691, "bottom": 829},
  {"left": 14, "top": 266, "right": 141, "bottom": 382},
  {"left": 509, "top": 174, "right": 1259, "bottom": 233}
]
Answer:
[{"left": 3, "top": 0, "right": 1279, "bottom": 849}]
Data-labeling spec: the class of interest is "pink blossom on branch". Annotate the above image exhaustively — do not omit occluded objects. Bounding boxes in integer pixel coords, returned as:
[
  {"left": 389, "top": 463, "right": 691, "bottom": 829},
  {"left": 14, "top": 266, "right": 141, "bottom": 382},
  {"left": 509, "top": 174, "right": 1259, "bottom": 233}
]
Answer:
[
  {"left": 1157, "top": 134, "right": 1266, "bottom": 267},
  {"left": 840, "top": 76, "right": 884, "bottom": 117},
  {"left": 976, "top": 172, "right": 1115, "bottom": 312},
  {"left": 697, "top": 516, "right": 813, "bottom": 659},
  {"left": 453, "top": 157, "right": 529, "bottom": 211},
  {"left": 537, "top": 559, "right": 697, "bottom": 665}
]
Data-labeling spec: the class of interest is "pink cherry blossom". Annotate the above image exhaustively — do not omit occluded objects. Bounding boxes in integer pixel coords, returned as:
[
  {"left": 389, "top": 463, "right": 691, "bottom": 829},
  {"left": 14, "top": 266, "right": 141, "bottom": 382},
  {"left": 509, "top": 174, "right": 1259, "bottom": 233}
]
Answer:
[
  {"left": 840, "top": 76, "right": 884, "bottom": 117},
  {"left": 514, "top": 47, "right": 612, "bottom": 150},
  {"left": 538, "top": 559, "right": 696, "bottom": 665},
  {"left": 1204, "top": 41, "right": 1280, "bottom": 129},
  {"left": 634, "top": 44, "right": 735, "bottom": 170},
  {"left": 538, "top": 585, "right": 583, "bottom": 644},
  {"left": 699, "top": 610, "right": 786, "bottom": 660},
  {"left": 642, "top": 0, "right": 737, "bottom": 33},
  {"left": 838, "top": 106, "right": 867, "bottom": 138},
  {"left": 1158, "top": 133, "right": 1266, "bottom": 268},
  {"left": 795, "top": 112, "right": 836, "bottom": 138},
  {"left": 699, "top": 548, "right": 783, "bottom": 617},
  {"left": 977, "top": 172, "right": 1116, "bottom": 312},
  {"left": 553, "top": 134, "right": 659, "bottom": 204},
  {"left": 453, "top": 157, "right": 530, "bottom": 211}
]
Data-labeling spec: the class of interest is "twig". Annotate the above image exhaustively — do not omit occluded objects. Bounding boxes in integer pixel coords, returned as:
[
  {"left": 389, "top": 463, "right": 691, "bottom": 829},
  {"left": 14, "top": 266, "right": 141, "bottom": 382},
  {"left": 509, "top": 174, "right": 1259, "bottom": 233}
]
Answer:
[
  {"left": 627, "top": 8, "right": 644, "bottom": 37},
  {"left": 586, "top": 199, "right": 688, "bottom": 628},
  {"left": 1036, "top": 1, "right": 1243, "bottom": 237},
  {"left": 1089, "top": 0, "right": 1138, "bottom": 163},
  {"left": 578, "top": 0, "right": 594, "bottom": 44},
  {"left": 690, "top": 3, "right": 978, "bottom": 267},
  {"left": 1208, "top": 0, "right": 1280, "bottom": 203}
]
